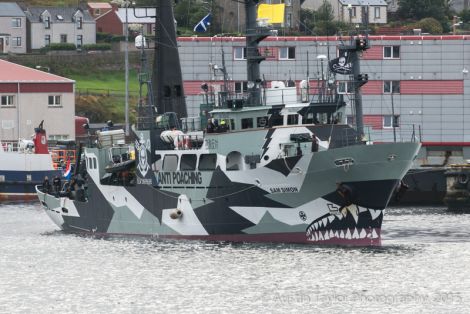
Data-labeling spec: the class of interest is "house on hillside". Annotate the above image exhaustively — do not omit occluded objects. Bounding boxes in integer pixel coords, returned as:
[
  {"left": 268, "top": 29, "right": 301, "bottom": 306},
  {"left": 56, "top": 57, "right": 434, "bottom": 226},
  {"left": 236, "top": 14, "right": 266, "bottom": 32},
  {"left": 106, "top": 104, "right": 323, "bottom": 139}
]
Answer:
[
  {"left": 0, "top": 59, "right": 75, "bottom": 141},
  {"left": 0, "top": 2, "right": 27, "bottom": 54},
  {"left": 87, "top": 2, "right": 114, "bottom": 19},
  {"left": 302, "top": 0, "right": 387, "bottom": 24},
  {"left": 25, "top": 7, "right": 96, "bottom": 51},
  {"left": 95, "top": 8, "right": 156, "bottom": 36}
]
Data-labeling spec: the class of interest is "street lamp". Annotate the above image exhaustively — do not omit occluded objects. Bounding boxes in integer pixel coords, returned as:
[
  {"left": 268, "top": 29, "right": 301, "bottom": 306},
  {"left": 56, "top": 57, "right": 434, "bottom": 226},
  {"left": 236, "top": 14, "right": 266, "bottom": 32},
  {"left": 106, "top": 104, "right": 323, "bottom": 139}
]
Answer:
[
  {"left": 347, "top": 4, "right": 352, "bottom": 25},
  {"left": 453, "top": 16, "right": 463, "bottom": 35},
  {"left": 35, "top": 65, "right": 50, "bottom": 72},
  {"left": 124, "top": 0, "right": 130, "bottom": 137}
]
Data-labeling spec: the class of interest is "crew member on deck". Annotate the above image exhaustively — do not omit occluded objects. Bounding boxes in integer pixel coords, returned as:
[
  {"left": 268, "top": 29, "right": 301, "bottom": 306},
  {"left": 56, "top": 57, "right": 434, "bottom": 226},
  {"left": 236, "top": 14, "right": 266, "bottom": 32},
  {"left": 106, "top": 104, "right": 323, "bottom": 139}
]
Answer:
[
  {"left": 219, "top": 120, "right": 227, "bottom": 132},
  {"left": 42, "top": 176, "right": 50, "bottom": 193},
  {"left": 206, "top": 119, "right": 214, "bottom": 133},
  {"left": 52, "top": 175, "right": 61, "bottom": 196}
]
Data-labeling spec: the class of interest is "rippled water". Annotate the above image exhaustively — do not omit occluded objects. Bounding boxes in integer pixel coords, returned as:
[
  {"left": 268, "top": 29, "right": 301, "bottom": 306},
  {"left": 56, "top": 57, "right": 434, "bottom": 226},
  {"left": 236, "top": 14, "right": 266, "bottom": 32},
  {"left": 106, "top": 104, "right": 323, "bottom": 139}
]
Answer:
[{"left": 0, "top": 203, "right": 469, "bottom": 313}]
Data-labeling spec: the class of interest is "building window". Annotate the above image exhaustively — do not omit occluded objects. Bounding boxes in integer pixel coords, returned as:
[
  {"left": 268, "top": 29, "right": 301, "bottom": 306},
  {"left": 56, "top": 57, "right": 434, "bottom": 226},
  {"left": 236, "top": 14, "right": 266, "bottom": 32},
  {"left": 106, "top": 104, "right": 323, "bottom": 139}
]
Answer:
[
  {"left": 76, "top": 35, "right": 83, "bottom": 48},
  {"left": 384, "top": 46, "right": 400, "bottom": 59},
  {"left": 94, "top": 9, "right": 101, "bottom": 15},
  {"left": 234, "top": 47, "right": 246, "bottom": 60},
  {"left": 337, "top": 81, "right": 353, "bottom": 94},
  {"left": 77, "top": 16, "right": 83, "bottom": 29},
  {"left": 44, "top": 16, "right": 50, "bottom": 29},
  {"left": 12, "top": 37, "right": 21, "bottom": 47},
  {"left": 49, "top": 134, "right": 69, "bottom": 141},
  {"left": 235, "top": 81, "right": 248, "bottom": 93},
  {"left": 1, "top": 95, "right": 15, "bottom": 107},
  {"left": 383, "top": 81, "right": 400, "bottom": 93},
  {"left": 279, "top": 47, "right": 295, "bottom": 60},
  {"left": 351, "top": 7, "right": 356, "bottom": 17},
  {"left": 48, "top": 95, "right": 61, "bottom": 107},
  {"left": 11, "top": 18, "right": 21, "bottom": 28},
  {"left": 45, "top": 35, "right": 51, "bottom": 46},
  {"left": 60, "top": 34, "right": 67, "bottom": 43},
  {"left": 383, "top": 115, "right": 393, "bottom": 128},
  {"left": 374, "top": 7, "right": 380, "bottom": 19}
]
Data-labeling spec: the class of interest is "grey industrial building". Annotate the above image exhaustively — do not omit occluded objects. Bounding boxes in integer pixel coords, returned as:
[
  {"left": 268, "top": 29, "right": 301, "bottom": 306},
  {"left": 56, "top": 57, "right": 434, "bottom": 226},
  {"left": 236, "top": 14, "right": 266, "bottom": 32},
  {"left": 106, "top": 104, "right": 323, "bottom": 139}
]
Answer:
[{"left": 177, "top": 35, "right": 470, "bottom": 152}]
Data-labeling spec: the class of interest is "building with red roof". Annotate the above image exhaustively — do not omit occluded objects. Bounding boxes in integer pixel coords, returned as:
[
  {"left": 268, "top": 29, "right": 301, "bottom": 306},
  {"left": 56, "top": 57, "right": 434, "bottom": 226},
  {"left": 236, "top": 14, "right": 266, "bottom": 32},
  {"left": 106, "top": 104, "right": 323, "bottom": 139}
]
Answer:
[{"left": 0, "top": 59, "right": 75, "bottom": 141}]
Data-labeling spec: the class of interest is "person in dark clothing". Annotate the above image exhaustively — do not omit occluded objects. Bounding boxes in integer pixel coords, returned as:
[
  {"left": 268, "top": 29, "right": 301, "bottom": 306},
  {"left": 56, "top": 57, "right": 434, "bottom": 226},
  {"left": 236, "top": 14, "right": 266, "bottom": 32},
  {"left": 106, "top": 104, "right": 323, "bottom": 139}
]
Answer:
[
  {"left": 52, "top": 175, "right": 61, "bottom": 196},
  {"left": 42, "top": 176, "right": 50, "bottom": 193},
  {"left": 206, "top": 119, "right": 215, "bottom": 133}
]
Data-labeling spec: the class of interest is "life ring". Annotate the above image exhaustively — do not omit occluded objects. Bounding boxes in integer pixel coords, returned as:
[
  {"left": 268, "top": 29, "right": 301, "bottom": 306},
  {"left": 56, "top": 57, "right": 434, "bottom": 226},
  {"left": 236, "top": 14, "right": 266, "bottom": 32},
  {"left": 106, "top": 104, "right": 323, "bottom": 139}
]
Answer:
[{"left": 458, "top": 173, "right": 468, "bottom": 185}]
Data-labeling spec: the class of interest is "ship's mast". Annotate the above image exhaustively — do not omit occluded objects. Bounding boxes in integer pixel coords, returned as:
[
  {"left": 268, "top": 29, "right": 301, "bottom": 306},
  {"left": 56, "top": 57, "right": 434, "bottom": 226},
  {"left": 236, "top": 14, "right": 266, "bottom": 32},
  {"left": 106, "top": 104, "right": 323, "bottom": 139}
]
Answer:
[
  {"left": 244, "top": 0, "right": 269, "bottom": 106},
  {"left": 152, "top": 0, "right": 187, "bottom": 118},
  {"left": 338, "top": 17, "right": 370, "bottom": 138}
]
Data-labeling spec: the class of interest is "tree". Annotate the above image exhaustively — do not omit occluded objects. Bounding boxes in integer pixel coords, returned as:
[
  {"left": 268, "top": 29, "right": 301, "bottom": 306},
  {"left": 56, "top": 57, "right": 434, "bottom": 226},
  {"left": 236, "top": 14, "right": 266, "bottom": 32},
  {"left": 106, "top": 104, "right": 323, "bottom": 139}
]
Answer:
[
  {"left": 397, "top": 0, "right": 447, "bottom": 20},
  {"left": 300, "top": 1, "right": 343, "bottom": 36}
]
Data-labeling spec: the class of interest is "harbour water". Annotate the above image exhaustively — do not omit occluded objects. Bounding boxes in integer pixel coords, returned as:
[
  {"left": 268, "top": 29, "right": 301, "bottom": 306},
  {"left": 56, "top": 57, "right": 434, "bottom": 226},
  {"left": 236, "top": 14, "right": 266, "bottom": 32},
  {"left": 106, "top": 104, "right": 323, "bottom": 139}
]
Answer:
[{"left": 0, "top": 203, "right": 469, "bottom": 313}]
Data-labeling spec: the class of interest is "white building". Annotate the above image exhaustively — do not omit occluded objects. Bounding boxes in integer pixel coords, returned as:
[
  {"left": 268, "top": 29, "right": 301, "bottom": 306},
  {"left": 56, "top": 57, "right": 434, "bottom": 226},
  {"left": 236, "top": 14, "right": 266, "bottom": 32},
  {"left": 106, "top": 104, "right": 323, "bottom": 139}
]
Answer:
[
  {"left": 0, "top": 2, "right": 27, "bottom": 54},
  {"left": 25, "top": 7, "right": 96, "bottom": 50},
  {"left": 0, "top": 60, "right": 75, "bottom": 141}
]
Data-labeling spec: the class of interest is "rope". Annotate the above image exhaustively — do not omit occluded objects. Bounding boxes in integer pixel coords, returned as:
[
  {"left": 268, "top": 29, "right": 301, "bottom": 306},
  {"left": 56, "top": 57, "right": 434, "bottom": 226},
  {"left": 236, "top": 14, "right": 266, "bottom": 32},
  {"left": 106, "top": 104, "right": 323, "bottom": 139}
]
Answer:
[{"left": 154, "top": 183, "right": 258, "bottom": 201}]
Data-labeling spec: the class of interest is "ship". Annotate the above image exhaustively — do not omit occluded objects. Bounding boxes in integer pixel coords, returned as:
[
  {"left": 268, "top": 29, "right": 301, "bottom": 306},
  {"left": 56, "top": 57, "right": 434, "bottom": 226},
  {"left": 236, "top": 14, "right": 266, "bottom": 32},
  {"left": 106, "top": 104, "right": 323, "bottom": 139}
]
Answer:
[
  {"left": 36, "top": 0, "right": 420, "bottom": 245},
  {"left": 0, "top": 121, "right": 61, "bottom": 202}
]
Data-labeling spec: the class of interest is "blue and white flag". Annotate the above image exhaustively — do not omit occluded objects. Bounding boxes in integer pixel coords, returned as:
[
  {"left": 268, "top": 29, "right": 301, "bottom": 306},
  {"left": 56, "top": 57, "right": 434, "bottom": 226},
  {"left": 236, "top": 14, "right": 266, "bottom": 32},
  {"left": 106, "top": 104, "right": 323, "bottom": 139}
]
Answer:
[
  {"left": 194, "top": 13, "right": 212, "bottom": 33},
  {"left": 63, "top": 159, "right": 72, "bottom": 181}
]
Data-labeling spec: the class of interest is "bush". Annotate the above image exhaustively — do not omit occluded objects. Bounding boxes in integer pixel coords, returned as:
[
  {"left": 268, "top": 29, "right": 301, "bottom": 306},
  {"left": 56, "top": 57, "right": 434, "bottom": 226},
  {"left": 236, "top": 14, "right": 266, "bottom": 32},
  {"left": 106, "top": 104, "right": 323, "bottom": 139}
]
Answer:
[
  {"left": 82, "top": 43, "right": 112, "bottom": 51},
  {"left": 409, "top": 17, "right": 443, "bottom": 34},
  {"left": 48, "top": 43, "right": 77, "bottom": 51},
  {"left": 96, "top": 32, "right": 113, "bottom": 42}
]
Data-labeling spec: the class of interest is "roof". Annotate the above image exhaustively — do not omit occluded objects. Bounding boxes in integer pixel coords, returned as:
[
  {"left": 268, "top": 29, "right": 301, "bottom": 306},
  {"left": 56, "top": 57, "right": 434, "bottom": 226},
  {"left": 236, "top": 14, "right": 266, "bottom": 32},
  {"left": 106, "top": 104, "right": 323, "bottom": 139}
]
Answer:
[
  {"left": 26, "top": 7, "right": 94, "bottom": 23},
  {"left": 339, "top": 0, "right": 387, "bottom": 5},
  {"left": 116, "top": 8, "right": 156, "bottom": 24},
  {"left": 88, "top": 2, "right": 112, "bottom": 9},
  {"left": 0, "top": 2, "right": 26, "bottom": 17},
  {"left": 0, "top": 60, "right": 75, "bottom": 83}
]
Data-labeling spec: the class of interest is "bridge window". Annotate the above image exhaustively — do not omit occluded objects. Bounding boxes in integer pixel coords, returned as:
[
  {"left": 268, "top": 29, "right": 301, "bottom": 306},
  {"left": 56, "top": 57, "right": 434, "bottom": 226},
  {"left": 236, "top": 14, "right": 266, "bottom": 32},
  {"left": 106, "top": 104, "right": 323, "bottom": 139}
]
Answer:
[
  {"left": 152, "top": 155, "right": 162, "bottom": 171},
  {"left": 241, "top": 118, "right": 253, "bottom": 129},
  {"left": 163, "top": 154, "right": 178, "bottom": 171},
  {"left": 226, "top": 151, "right": 243, "bottom": 171},
  {"left": 287, "top": 114, "right": 298, "bottom": 125},
  {"left": 199, "top": 153, "right": 217, "bottom": 171},
  {"left": 181, "top": 154, "right": 197, "bottom": 170}
]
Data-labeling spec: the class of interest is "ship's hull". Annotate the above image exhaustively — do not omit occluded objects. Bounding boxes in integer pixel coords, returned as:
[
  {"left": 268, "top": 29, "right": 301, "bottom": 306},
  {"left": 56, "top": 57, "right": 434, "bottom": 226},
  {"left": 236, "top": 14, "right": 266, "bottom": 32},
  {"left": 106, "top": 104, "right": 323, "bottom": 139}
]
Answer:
[
  {"left": 390, "top": 167, "right": 446, "bottom": 206},
  {"left": 1, "top": 169, "right": 61, "bottom": 202},
  {"left": 36, "top": 142, "right": 419, "bottom": 246}
]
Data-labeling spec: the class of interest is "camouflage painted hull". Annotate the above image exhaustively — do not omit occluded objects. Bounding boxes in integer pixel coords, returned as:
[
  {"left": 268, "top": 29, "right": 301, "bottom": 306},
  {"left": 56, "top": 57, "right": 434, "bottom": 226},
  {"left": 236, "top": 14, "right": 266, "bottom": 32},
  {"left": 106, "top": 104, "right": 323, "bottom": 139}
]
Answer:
[{"left": 36, "top": 139, "right": 420, "bottom": 246}]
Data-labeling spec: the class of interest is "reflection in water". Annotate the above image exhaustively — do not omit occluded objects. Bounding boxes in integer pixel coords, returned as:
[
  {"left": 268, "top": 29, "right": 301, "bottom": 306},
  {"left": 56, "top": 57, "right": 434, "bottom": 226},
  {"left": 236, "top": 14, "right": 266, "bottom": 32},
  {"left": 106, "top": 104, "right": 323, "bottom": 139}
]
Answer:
[{"left": 0, "top": 203, "right": 469, "bottom": 313}]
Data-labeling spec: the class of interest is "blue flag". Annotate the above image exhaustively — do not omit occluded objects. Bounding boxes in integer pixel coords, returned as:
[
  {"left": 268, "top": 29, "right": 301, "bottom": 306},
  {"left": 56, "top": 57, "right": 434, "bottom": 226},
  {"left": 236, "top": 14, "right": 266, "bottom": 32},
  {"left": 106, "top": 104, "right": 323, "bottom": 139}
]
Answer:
[
  {"left": 194, "top": 13, "right": 212, "bottom": 32},
  {"left": 63, "top": 159, "right": 72, "bottom": 181}
]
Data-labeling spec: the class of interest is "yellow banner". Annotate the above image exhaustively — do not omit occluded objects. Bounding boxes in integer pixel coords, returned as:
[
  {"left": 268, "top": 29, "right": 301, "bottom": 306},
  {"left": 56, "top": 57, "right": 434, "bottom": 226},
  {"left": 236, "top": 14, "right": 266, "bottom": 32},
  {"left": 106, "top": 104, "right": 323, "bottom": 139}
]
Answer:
[{"left": 257, "top": 3, "right": 285, "bottom": 24}]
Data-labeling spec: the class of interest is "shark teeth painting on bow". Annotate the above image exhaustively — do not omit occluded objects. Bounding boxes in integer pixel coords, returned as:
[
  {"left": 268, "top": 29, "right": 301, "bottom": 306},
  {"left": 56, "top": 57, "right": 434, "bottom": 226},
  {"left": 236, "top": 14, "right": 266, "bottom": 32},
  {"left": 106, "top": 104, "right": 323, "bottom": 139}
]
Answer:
[{"left": 305, "top": 206, "right": 383, "bottom": 243}]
